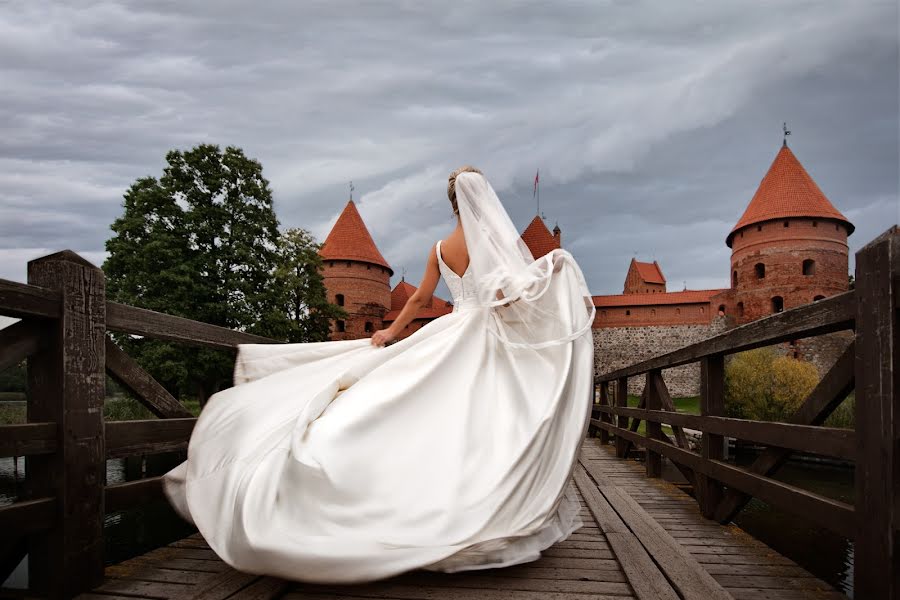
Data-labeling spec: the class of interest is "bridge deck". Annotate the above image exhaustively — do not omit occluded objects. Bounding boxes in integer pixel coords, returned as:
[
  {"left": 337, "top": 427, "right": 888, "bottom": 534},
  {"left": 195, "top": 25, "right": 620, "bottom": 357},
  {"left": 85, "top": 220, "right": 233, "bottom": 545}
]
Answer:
[{"left": 75, "top": 439, "right": 846, "bottom": 600}]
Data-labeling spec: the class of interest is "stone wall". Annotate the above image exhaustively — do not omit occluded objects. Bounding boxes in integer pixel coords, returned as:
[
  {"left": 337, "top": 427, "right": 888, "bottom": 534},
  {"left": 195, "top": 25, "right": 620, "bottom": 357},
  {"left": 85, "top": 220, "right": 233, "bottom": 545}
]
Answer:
[{"left": 593, "top": 317, "right": 728, "bottom": 397}]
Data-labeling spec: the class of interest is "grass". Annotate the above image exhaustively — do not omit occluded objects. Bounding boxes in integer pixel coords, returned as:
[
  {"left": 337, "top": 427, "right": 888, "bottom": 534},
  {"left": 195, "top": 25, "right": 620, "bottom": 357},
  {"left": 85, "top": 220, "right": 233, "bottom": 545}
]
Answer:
[
  {"left": 0, "top": 396, "right": 202, "bottom": 425},
  {"left": 612, "top": 394, "right": 700, "bottom": 437}
]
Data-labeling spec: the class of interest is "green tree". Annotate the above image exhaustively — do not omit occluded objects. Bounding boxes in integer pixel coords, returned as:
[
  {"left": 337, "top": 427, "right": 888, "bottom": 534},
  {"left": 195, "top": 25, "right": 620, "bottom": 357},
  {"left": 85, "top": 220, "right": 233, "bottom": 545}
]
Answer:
[
  {"left": 104, "top": 144, "right": 282, "bottom": 405},
  {"left": 724, "top": 348, "right": 819, "bottom": 422},
  {"left": 260, "top": 228, "right": 347, "bottom": 342}
]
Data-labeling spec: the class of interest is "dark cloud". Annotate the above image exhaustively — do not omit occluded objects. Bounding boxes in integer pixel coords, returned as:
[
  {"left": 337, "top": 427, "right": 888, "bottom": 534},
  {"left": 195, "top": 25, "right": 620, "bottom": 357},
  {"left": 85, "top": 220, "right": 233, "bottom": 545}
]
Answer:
[{"left": 1, "top": 0, "right": 896, "bottom": 306}]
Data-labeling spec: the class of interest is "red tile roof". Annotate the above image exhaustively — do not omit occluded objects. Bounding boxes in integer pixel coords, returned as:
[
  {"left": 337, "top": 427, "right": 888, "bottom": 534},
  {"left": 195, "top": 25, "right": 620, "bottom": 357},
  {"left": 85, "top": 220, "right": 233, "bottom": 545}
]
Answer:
[
  {"left": 634, "top": 260, "right": 666, "bottom": 285},
  {"left": 727, "top": 145, "right": 854, "bottom": 246},
  {"left": 593, "top": 289, "right": 727, "bottom": 307},
  {"left": 520, "top": 215, "right": 560, "bottom": 258},
  {"left": 383, "top": 280, "right": 453, "bottom": 321},
  {"left": 319, "top": 200, "right": 393, "bottom": 273}
]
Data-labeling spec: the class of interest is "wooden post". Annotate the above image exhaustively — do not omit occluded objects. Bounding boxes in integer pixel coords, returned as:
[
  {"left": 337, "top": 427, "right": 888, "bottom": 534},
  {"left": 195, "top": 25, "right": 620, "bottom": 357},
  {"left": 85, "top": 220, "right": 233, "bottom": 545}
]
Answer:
[
  {"left": 697, "top": 354, "right": 725, "bottom": 519},
  {"left": 853, "top": 227, "right": 898, "bottom": 599},
  {"left": 615, "top": 377, "right": 628, "bottom": 458},
  {"left": 26, "top": 251, "right": 106, "bottom": 597},
  {"left": 599, "top": 382, "right": 610, "bottom": 445},
  {"left": 645, "top": 371, "right": 662, "bottom": 477}
]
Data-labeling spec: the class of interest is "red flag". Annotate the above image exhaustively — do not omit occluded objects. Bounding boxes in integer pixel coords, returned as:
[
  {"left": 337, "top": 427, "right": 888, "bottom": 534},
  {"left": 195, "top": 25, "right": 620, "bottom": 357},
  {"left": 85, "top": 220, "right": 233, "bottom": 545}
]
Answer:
[{"left": 533, "top": 170, "right": 539, "bottom": 198}]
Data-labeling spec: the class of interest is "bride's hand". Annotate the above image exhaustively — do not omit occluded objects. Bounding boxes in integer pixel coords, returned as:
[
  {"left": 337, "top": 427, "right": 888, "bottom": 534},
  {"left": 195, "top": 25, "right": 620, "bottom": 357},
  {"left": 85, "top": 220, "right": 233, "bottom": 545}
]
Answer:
[{"left": 370, "top": 328, "right": 396, "bottom": 347}]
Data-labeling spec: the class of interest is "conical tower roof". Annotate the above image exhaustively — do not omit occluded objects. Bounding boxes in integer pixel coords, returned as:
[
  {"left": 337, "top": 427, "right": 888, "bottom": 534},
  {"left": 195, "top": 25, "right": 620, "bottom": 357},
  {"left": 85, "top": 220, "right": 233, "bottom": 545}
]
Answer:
[
  {"left": 521, "top": 215, "right": 561, "bottom": 258},
  {"left": 319, "top": 200, "right": 393, "bottom": 274},
  {"left": 727, "top": 145, "right": 853, "bottom": 247}
]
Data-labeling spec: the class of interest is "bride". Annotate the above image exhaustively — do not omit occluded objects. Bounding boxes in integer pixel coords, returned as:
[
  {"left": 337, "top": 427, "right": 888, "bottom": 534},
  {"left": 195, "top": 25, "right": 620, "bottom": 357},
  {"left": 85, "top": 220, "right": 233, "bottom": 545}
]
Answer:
[{"left": 162, "top": 166, "right": 597, "bottom": 583}]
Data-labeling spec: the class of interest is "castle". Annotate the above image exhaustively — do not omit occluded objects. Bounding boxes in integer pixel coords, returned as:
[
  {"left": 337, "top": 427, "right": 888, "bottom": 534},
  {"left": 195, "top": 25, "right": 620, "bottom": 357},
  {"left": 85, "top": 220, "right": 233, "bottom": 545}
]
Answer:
[{"left": 319, "top": 142, "right": 853, "bottom": 393}]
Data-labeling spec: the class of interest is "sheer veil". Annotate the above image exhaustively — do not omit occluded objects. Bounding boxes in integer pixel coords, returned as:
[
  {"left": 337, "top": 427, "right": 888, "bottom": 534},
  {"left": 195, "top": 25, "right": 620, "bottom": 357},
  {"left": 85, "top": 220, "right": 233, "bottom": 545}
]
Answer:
[{"left": 453, "top": 171, "right": 596, "bottom": 349}]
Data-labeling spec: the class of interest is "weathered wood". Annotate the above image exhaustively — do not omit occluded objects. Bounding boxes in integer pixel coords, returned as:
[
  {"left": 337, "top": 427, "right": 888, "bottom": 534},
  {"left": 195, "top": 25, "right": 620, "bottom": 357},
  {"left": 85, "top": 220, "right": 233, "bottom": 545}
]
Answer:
[
  {"left": 105, "top": 418, "right": 196, "bottom": 459},
  {"left": 105, "top": 477, "right": 165, "bottom": 513},
  {"left": 105, "top": 338, "right": 194, "bottom": 418},
  {"left": 614, "top": 377, "right": 628, "bottom": 458},
  {"left": 0, "top": 278, "right": 61, "bottom": 320},
  {"left": 650, "top": 371, "right": 696, "bottom": 488},
  {"left": 26, "top": 250, "right": 106, "bottom": 597},
  {"left": 714, "top": 340, "right": 857, "bottom": 522},
  {"left": 0, "top": 319, "right": 45, "bottom": 372},
  {"left": 0, "top": 422, "right": 57, "bottom": 457},
  {"left": 598, "top": 382, "right": 610, "bottom": 445},
  {"left": 597, "top": 291, "right": 855, "bottom": 382},
  {"left": 853, "top": 226, "right": 898, "bottom": 599},
  {"left": 590, "top": 419, "right": 855, "bottom": 538},
  {"left": 698, "top": 355, "right": 725, "bottom": 519},
  {"left": 0, "top": 497, "right": 56, "bottom": 542},
  {"left": 107, "top": 301, "right": 275, "bottom": 350},
  {"left": 593, "top": 406, "right": 855, "bottom": 461},
  {"left": 582, "top": 460, "right": 733, "bottom": 600},
  {"left": 0, "top": 539, "right": 27, "bottom": 591},
  {"left": 645, "top": 372, "right": 662, "bottom": 478},
  {"left": 572, "top": 464, "right": 680, "bottom": 600}
]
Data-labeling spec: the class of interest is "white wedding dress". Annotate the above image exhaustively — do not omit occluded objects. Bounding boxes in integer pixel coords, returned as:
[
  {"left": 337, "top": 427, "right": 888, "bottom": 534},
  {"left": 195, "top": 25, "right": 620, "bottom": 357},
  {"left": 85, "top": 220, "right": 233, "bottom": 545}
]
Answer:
[{"left": 162, "top": 172, "right": 596, "bottom": 584}]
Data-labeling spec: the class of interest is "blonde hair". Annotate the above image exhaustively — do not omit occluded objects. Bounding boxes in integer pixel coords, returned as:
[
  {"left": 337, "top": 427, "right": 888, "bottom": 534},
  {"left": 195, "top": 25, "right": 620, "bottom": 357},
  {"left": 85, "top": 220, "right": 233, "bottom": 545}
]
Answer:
[{"left": 447, "top": 165, "right": 483, "bottom": 215}]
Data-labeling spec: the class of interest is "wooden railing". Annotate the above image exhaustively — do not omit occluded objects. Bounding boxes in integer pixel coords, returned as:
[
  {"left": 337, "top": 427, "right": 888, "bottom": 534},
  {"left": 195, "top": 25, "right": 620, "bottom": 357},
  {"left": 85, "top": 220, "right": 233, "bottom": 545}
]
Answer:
[
  {"left": 589, "top": 226, "right": 898, "bottom": 599},
  {"left": 0, "top": 250, "right": 278, "bottom": 598}
]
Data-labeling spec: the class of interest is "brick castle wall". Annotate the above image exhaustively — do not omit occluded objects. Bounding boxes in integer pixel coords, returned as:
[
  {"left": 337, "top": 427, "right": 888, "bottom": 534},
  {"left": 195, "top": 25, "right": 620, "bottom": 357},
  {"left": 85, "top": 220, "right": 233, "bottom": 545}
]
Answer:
[
  {"left": 594, "top": 302, "right": 712, "bottom": 328},
  {"left": 728, "top": 218, "right": 849, "bottom": 323},
  {"left": 322, "top": 260, "right": 391, "bottom": 340}
]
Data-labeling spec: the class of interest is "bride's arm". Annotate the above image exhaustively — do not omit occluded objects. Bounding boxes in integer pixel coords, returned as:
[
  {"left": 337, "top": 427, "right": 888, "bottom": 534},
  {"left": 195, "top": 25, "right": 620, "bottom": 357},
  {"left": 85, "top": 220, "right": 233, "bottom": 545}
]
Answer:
[{"left": 371, "top": 245, "right": 441, "bottom": 346}]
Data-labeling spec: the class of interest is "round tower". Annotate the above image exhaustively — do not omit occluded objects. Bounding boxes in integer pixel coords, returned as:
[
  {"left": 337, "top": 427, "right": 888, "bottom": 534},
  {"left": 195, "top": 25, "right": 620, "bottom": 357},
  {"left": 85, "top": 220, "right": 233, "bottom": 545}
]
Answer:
[
  {"left": 726, "top": 143, "right": 854, "bottom": 325},
  {"left": 319, "top": 199, "right": 392, "bottom": 340}
]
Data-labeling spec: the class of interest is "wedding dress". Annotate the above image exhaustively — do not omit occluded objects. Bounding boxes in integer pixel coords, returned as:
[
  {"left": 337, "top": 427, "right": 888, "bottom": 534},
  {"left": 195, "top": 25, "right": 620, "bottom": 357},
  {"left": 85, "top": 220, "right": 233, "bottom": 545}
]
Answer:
[{"left": 162, "top": 171, "right": 596, "bottom": 583}]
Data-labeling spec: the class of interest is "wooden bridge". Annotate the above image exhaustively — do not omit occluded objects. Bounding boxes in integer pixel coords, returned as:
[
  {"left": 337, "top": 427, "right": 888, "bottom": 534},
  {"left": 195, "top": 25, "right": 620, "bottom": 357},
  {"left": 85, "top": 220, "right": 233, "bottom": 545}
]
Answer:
[{"left": 1, "top": 227, "right": 896, "bottom": 599}]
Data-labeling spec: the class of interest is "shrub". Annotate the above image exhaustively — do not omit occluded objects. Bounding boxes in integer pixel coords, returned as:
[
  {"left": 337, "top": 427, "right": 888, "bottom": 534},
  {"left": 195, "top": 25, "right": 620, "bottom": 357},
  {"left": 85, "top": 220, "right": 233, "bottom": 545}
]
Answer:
[{"left": 725, "top": 348, "right": 819, "bottom": 422}]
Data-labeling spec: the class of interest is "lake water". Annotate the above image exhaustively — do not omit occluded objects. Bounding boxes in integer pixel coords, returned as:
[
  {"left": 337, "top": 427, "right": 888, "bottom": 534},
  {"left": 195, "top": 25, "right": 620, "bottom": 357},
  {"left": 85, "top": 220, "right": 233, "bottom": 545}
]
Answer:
[{"left": 2, "top": 451, "right": 855, "bottom": 596}]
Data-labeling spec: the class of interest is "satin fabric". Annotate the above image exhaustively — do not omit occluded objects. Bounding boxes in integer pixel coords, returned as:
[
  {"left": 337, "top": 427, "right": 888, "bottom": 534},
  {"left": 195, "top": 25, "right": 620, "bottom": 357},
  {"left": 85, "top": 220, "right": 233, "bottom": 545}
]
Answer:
[{"left": 161, "top": 241, "right": 594, "bottom": 584}]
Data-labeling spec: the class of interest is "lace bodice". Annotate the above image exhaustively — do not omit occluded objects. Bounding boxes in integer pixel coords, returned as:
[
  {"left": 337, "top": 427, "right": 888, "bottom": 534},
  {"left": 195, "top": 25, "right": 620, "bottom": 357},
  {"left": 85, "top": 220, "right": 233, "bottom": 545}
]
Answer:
[{"left": 436, "top": 240, "right": 478, "bottom": 311}]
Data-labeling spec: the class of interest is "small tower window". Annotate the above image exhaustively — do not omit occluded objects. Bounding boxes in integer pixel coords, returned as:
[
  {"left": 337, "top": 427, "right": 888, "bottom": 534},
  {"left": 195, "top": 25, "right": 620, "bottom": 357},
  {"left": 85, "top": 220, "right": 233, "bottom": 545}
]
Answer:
[
  {"left": 335, "top": 294, "right": 344, "bottom": 306},
  {"left": 757, "top": 225, "right": 762, "bottom": 232},
  {"left": 625, "top": 310, "right": 631, "bottom": 316},
  {"left": 737, "top": 302, "right": 744, "bottom": 317},
  {"left": 755, "top": 263, "right": 766, "bottom": 279},
  {"left": 771, "top": 296, "right": 784, "bottom": 313},
  {"left": 699, "top": 306, "right": 705, "bottom": 315},
  {"left": 675, "top": 308, "right": 681, "bottom": 316},
  {"left": 813, "top": 295, "right": 825, "bottom": 302},
  {"left": 367, "top": 264, "right": 371, "bottom": 270},
  {"left": 813, "top": 221, "right": 818, "bottom": 228},
  {"left": 650, "top": 309, "right": 656, "bottom": 317},
  {"left": 336, "top": 320, "right": 345, "bottom": 332},
  {"left": 364, "top": 321, "right": 374, "bottom": 332},
  {"left": 802, "top": 259, "right": 816, "bottom": 276},
  {"left": 346, "top": 261, "right": 351, "bottom": 267},
  {"left": 718, "top": 305, "right": 726, "bottom": 316},
  {"left": 784, "top": 220, "right": 790, "bottom": 228},
  {"left": 732, "top": 271, "right": 738, "bottom": 287}
]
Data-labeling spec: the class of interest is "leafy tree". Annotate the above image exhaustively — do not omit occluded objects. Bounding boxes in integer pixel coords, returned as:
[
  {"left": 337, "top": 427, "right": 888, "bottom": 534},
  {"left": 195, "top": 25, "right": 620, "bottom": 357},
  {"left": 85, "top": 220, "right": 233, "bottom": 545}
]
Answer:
[
  {"left": 104, "top": 144, "right": 283, "bottom": 405},
  {"left": 724, "top": 348, "right": 819, "bottom": 422},
  {"left": 260, "top": 228, "right": 347, "bottom": 343}
]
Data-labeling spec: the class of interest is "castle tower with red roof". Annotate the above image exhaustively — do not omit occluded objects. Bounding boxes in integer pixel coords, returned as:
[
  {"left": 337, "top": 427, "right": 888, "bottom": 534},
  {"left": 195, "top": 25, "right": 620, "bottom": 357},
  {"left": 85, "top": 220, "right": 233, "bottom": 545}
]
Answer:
[
  {"left": 319, "top": 199, "right": 393, "bottom": 340},
  {"left": 623, "top": 259, "right": 666, "bottom": 294},
  {"left": 725, "top": 143, "right": 854, "bottom": 324},
  {"left": 520, "top": 215, "right": 561, "bottom": 258}
]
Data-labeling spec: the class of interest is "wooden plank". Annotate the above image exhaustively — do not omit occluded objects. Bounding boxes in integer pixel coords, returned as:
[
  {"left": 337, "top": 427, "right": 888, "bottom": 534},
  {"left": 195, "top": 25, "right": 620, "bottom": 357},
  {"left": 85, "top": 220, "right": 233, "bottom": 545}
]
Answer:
[
  {"left": 573, "top": 463, "right": 680, "bottom": 600},
  {"left": 0, "top": 539, "right": 27, "bottom": 588},
  {"left": 590, "top": 420, "right": 855, "bottom": 539},
  {"left": 92, "top": 577, "right": 193, "bottom": 598},
  {"left": 0, "top": 422, "right": 57, "bottom": 457},
  {"left": 228, "top": 577, "right": 290, "bottom": 599},
  {"left": 714, "top": 340, "right": 857, "bottom": 522},
  {"left": 853, "top": 225, "right": 898, "bottom": 599},
  {"left": 105, "top": 339, "right": 194, "bottom": 418},
  {"left": 698, "top": 355, "right": 725, "bottom": 519},
  {"left": 168, "top": 567, "right": 258, "bottom": 599},
  {"left": 598, "top": 382, "right": 611, "bottom": 445},
  {"left": 645, "top": 372, "right": 662, "bottom": 478},
  {"left": 0, "top": 497, "right": 56, "bottom": 541},
  {"left": 105, "top": 477, "right": 165, "bottom": 513},
  {"left": 0, "top": 319, "right": 45, "bottom": 372},
  {"left": 0, "top": 278, "right": 61, "bottom": 320},
  {"left": 107, "top": 301, "right": 275, "bottom": 350},
  {"left": 650, "top": 371, "right": 696, "bottom": 487},
  {"left": 593, "top": 406, "right": 855, "bottom": 461},
  {"left": 26, "top": 250, "right": 106, "bottom": 597},
  {"left": 106, "top": 418, "right": 196, "bottom": 459},
  {"left": 615, "top": 377, "right": 629, "bottom": 458},
  {"left": 581, "top": 460, "right": 733, "bottom": 600}
]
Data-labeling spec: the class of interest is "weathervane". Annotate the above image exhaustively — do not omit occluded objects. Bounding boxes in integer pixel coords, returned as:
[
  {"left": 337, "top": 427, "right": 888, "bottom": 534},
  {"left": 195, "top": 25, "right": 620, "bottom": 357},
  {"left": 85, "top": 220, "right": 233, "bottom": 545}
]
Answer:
[
  {"left": 349, "top": 181, "right": 355, "bottom": 201},
  {"left": 401, "top": 266, "right": 407, "bottom": 282},
  {"left": 783, "top": 122, "right": 791, "bottom": 147}
]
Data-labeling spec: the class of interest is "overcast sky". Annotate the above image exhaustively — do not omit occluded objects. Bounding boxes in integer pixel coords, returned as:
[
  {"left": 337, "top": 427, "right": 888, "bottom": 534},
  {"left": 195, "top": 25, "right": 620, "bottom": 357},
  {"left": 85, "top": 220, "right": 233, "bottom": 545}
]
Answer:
[{"left": 2, "top": 1, "right": 898, "bottom": 304}]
